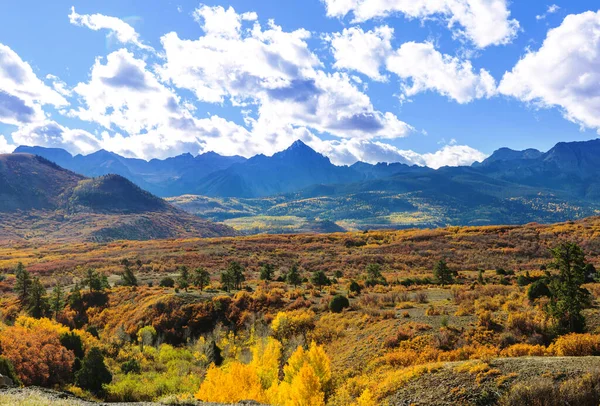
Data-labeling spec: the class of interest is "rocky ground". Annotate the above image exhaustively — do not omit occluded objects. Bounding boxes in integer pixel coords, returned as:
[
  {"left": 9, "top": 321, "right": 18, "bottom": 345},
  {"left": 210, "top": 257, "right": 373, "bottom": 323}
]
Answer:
[{"left": 0, "top": 387, "right": 263, "bottom": 406}]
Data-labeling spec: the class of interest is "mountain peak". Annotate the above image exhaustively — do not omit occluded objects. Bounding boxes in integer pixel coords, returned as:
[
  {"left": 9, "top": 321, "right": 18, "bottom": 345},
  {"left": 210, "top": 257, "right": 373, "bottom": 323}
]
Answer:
[{"left": 277, "top": 139, "right": 321, "bottom": 157}]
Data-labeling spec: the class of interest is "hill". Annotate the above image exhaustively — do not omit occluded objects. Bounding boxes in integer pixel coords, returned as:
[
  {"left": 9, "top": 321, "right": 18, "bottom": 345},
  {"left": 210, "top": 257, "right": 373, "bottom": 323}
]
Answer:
[
  {"left": 0, "top": 154, "right": 234, "bottom": 242},
  {"left": 13, "top": 146, "right": 246, "bottom": 197}
]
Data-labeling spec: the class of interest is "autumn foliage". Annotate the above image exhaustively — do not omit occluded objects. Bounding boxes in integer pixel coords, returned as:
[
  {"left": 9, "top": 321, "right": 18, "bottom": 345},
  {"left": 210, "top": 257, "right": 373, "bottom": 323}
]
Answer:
[{"left": 0, "top": 324, "right": 74, "bottom": 386}]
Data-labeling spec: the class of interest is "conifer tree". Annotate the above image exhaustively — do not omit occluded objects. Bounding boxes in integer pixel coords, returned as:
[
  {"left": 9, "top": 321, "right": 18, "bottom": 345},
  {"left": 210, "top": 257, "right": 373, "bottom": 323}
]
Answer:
[
  {"left": 27, "top": 277, "right": 49, "bottom": 318},
  {"left": 433, "top": 259, "right": 455, "bottom": 286},
  {"left": 178, "top": 265, "right": 190, "bottom": 291},
  {"left": 194, "top": 267, "right": 211, "bottom": 291},
  {"left": 286, "top": 265, "right": 302, "bottom": 288},
  {"left": 14, "top": 262, "right": 32, "bottom": 302},
  {"left": 50, "top": 284, "right": 65, "bottom": 319},
  {"left": 120, "top": 263, "right": 138, "bottom": 287}
]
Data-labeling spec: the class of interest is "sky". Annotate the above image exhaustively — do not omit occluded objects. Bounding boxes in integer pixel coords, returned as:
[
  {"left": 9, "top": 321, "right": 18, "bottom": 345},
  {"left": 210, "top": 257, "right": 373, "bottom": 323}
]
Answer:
[{"left": 0, "top": 0, "right": 599, "bottom": 168}]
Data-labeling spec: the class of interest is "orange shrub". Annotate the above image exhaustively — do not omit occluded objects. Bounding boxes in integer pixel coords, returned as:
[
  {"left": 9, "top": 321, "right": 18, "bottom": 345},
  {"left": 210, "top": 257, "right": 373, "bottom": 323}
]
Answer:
[
  {"left": 549, "top": 333, "right": 600, "bottom": 356},
  {"left": 500, "top": 343, "right": 546, "bottom": 357},
  {"left": 0, "top": 325, "right": 74, "bottom": 386}
]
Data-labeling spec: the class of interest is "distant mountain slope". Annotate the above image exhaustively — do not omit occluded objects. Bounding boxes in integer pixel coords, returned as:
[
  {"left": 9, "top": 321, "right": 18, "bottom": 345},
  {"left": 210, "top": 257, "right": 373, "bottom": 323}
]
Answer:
[
  {"left": 13, "top": 146, "right": 246, "bottom": 197},
  {"left": 0, "top": 154, "right": 84, "bottom": 211},
  {"left": 0, "top": 154, "right": 234, "bottom": 242},
  {"left": 473, "top": 147, "right": 542, "bottom": 167},
  {"left": 191, "top": 140, "right": 366, "bottom": 197}
]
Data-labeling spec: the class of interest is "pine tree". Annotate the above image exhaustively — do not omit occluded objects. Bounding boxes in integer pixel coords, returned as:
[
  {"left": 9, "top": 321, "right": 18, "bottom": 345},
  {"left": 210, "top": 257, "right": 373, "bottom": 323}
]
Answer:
[
  {"left": 260, "top": 263, "right": 275, "bottom": 283},
  {"left": 194, "top": 267, "right": 211, "bottom": 291},
  {"left": 68, "top": 283, "right": 83, "bottom": 308},
  {"left": 75, "top": 347, "right": 112, "bottom": 395},
  {"left": 27, "top": 277, "right": 49, "bottom": 318},
  {"left": 546, "top": 242, "right": 591, "bottom": 333},
  {"left": 477, "top": 269, "right": 485, "bottom": 285},
  {"left": 310, "top": 270, "right": 331, "bottom": 290},
  {"left": 286, "top": 265, "right": 302, "bottom": 288},
  {"left": 50, "top": 284, "right": 65, "bottom": 319},
  {"left": 14, "top": 262, "right": 32, "bottom": 302},
  {"left": 222, "top": 262, "right": 245, "bottom": 290},
  {"left": 178, "top": 266, "right": 190, "bottom": 291},
  {"left": 221, "top": 271, "right": 234, "bottom": 292},
  {"left": 84, "top": 268, "right": 109, "bottom": 292},
  {"left": 433, "top": 259, "right": 455, "bottom": 286},
  {"left": 121, "top": 263, "right": 138, "bottom": 287},
  {"left": 365, "top": 263, "right": 386, "bottom": 286}
]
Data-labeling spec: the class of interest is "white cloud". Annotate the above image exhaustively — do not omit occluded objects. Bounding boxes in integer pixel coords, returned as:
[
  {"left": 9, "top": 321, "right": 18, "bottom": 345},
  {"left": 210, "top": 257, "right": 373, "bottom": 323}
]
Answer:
[
  {"left": 312, "top": 137, "right": 486, "bottom": 168},
  {"left": 0, "top": 43, "right": 67, "bottom": 126},
  {"left": 159, "top": 5, "right": 411, "bottom": 146},
  {"left": 321, "top": 0, "right": 519, "bottom": 48},
  {"left": 69, "top": 6, "right": 153, "bottom": 51},
  {"left": 193, "top": 5, "right": 256, "bottom": 39},
  {"left": 10, "top": 120, "right": 101, "bottom": 155},
  {"left": 326, "top": 26, "right": 393, "bottom": 81},
  {"left": 67, "top": 48, "right": 265, "bottom": 159},
  {"left": 499, "top": 11, "right": 600, "bottom": 132},
  {"left": 386, "top": 41, "right": 496, "bottom": 103},
  {"left": 536, "top": 4, "right": 560, "bottom": 20},
  {"left": 419, "top": 144, "right": 486, "bottom": 168},
  {"left": 0, "top": 135, "right": 14, "bottom": 153}
]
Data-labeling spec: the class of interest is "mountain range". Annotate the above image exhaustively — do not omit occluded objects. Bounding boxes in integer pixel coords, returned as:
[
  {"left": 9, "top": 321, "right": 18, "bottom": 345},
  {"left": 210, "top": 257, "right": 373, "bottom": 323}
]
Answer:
[
  {"left": 10, "top": 138, "right": 600, "bottom": 235},
  {"left": 0, "top": 153, "right": 235, "bottom": 243}
]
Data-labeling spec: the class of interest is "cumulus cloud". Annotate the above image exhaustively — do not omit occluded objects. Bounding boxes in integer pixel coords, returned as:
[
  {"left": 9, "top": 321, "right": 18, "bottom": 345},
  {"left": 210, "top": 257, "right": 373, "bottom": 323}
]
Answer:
[
  {"left": 159, "top": 5, "right": 411, "bottom": 145},
  {"left": 419, "top": 144, "right": 487, "bottom": 168},
  {"left": 326, "top": 26, "right": 393, "bottom": 81},
  {"left": 193, "top": 5, "right": 257, "bottom": 39},
  {"left": 69, "top": 6, "right": 153, "bottom": 51},
  {"left": 0, "top": 43, "right": 67, "bottom": 125},
  {"left": 313, "top": 137, "right": 486, "bottom": 168},
  {"left": 10, "top": 120, "right": 101, "bottom": 155},
  {"left": 66, "top": 48, "right": 263, "bottom": 159},
  {"left": 499, "top": 11, "right": 600, "bottom": 132},
  {"left": 0, "top": 135, "right": 14, "bottom": 153},
  {"left": 386, "top": 41, "right": 496, "bottom": 103},
  {"left": 321, "top": 0, "right": 519, "bottom": 48}
]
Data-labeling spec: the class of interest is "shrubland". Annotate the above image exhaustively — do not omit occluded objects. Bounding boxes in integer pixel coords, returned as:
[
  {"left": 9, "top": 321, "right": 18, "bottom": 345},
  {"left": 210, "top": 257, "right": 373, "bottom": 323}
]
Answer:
[{"left": 0, "top": 219, "right": 600, "bottom": 404}]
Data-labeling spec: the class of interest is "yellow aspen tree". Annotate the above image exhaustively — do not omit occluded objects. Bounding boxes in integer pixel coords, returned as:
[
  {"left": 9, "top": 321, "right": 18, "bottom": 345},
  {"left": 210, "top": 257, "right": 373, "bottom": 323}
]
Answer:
[
  {"left": 195, "top": 362, "right": 266, "bottom": 403},
  {"left": 251, "top": 337, "right": 282, "bottom": 389},
  {"left": 306, "top": 341, "right": 331, "bottom": 389},
  {"left": 286, "top": 363, "right": 325, "bottom": 406},
  {"left": 356, "top": 388, "right": 377, "bottom": 406},
  {"left": 283, "top": 345, "right": 307, "bottom": 383}
]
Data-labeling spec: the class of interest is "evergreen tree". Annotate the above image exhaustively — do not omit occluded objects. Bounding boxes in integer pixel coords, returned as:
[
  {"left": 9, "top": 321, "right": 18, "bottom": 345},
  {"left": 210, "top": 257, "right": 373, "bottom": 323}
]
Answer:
[
  {"left": 178, "top": 265, "right": 190, "bottom": 291},
  {"left": 260, "top": 263, "right": 275, "bottom": 283},
  {"left": 14, "top": 262, "right": 32, "bottom": 302},
  {"left": 220, "top": 271, "right": 234, "bottom": 292},
  {"left": 286, "top": 265, "right": 302, "bottom": 288},
  {"left": 194, "top": 267, "right": 211, "bottom": 291},
  {"left": 50, "top": 284, "right": 65, "bottom": 319},
  {"left": 477, "top": 269, "right": 485, "bottom": 285},
  {"left": 75, "top": 347, "right": 112, "bottom": 395},
  {"left": 120, "top": 263, "right": 138, "bottom": 287},
  {"left": 546, "top": 242, "right": 591, "bottom": 334},
  {"left": 310, "top": 270, "right": 331, "bottom": 290},
  {"left": 433, "top": 259, "right": 455, "bottom": 286},
  {"left": 205, "top": 340, "right": 223, "bottom": 366},
  {"left": 27, "top": 277, "right": 49, "bottom": 318},
  {"left": 68, "top": 283, "right": 83, "bottom": 309},
  {"left": 365, "top": 263, "right": 386, "bottom": 286},
  {"left": 84, "top": 268, "right": 109, "bottom": 292},
  {"left": 223, "top": 261, "right": 245, "bottom": 290}
]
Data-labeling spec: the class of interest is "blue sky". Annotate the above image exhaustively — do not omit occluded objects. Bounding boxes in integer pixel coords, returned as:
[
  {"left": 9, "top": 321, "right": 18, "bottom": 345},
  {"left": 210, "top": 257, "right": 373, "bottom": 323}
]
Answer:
[{"left": 0, "top": 0, "right": 599, "bottom": 168}]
